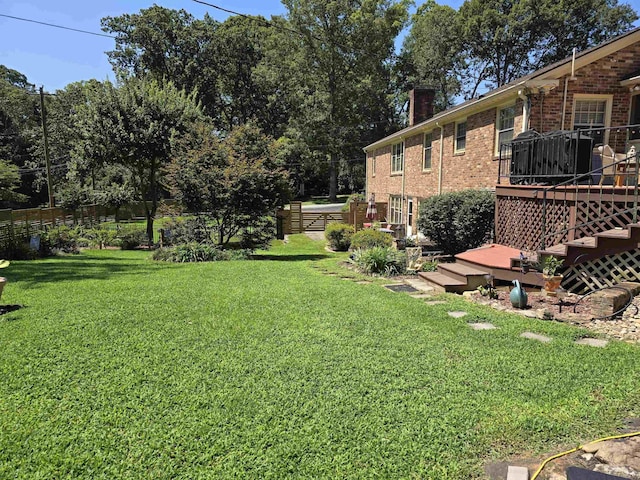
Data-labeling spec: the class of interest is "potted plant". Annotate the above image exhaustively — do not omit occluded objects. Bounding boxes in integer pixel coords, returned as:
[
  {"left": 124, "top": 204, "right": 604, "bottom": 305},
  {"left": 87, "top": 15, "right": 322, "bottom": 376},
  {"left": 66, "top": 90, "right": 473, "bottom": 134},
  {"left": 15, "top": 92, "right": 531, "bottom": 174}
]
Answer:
[{"left": 540, "top": 255, "right": 564, "bottom": 295}]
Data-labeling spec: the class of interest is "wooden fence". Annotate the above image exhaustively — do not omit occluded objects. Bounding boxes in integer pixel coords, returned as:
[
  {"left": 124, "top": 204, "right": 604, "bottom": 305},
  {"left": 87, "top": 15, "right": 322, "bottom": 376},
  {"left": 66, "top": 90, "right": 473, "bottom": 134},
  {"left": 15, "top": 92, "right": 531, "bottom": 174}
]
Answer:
[
  {"left": 0, "top": 200, "right": 181, "bottom": 250},
  {"left": 277, "top": 201, "right": 388, "bottom": 235}
]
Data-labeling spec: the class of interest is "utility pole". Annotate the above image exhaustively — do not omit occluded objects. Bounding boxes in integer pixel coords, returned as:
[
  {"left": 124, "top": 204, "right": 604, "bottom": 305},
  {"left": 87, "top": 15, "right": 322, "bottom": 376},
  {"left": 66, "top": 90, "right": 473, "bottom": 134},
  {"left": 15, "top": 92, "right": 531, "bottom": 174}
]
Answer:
[{"left": 39, "top": 86, "right": 54, "bottom": 208}]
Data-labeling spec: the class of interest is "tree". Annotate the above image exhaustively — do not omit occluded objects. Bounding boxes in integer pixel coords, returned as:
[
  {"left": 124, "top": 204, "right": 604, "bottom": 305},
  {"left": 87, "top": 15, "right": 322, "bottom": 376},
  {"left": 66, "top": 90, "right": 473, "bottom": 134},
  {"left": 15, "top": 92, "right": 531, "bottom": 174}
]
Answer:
[
  {"left": 457, "top": 0, "right": 638, "bottom": 97},
  {"left": 167, "top": 123, "right": 290, "bottom": 247},
  {"left": 400, "top": 1, "right": 464, "bottom": 112},
  {"left": 281, "top": 0, "right": 410, "bottom": 201},
  {"left": 0, "top": 65, "right": 38, "bottom": 206},
  {"left": 74, "top": 77, "right": 202, "bottom": 244}
]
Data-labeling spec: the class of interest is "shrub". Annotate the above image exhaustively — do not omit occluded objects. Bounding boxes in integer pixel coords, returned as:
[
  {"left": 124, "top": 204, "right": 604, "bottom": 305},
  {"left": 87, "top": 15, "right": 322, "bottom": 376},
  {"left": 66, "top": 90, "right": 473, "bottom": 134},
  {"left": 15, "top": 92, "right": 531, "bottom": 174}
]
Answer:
[
  {"left": 417, "top": 189, "right": 494, "bottom": 255},
  {"left": 40, "top": 226, "right": 81, "bottom": 255},
  {"left": 161, "top": 216, "right": 215, "bottom": 246},
  {"left": 325, "top": 223, "right": 354, "bottom": 251},
  {"left": 350, "top": 228, "right": 394, "bottom": 250},
  {"left": 351, "top": 247, "right": 406, "bottom": 275},
  {"left": 117, "top": 228, "right": 147, "bottom": 250},
  {"left": 83, "top": 227, "right": 118, "bottom": 249},
  {"left": 152, "top": 243, "right": 252, "bottom": 263},
  {"left": 240, "top": 216, "right": 275, "bottom": 250},
  {"left": 341, "top": 193, "right": 365, "bottom": 212}
]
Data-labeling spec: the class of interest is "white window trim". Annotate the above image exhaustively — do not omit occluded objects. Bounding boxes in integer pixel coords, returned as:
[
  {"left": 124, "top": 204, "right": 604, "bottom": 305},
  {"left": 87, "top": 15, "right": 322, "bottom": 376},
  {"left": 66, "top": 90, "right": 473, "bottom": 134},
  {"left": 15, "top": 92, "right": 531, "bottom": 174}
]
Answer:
[
  {"left": 371, "top": 152, "right": 376, "bottom": 177},
  {"left": 391, "top": 141, "right": 404, "bottom": 175},
  {"left": 454, "top": 120, "right": 467, "bottom": 154},
  {"left": 495, "top": 103, "right": 516, "bottom": 156},
  {"left": 390, "top": 195, "right": 403, "bottom": 224},
  {"left": 571, "top": 94, "right": 613, "bottom": 145},
  {"left": 423, "top": 131, "right": 433, "bottom": 171}
]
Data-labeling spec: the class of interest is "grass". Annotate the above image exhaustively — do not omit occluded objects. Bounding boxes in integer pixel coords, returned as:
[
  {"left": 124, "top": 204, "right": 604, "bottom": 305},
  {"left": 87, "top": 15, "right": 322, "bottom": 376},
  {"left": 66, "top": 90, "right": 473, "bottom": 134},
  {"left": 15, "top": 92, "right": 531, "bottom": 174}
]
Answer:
[{"left": 0, "top": 235, "right": 638, "bottom": 478}]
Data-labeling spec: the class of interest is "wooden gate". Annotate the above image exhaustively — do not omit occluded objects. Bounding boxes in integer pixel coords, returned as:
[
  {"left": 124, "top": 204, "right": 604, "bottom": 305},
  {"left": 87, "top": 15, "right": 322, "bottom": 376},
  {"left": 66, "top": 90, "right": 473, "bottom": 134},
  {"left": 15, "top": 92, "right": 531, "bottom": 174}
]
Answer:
[{"left": 302, "top": 212, "right": 349, "bottom": 231}]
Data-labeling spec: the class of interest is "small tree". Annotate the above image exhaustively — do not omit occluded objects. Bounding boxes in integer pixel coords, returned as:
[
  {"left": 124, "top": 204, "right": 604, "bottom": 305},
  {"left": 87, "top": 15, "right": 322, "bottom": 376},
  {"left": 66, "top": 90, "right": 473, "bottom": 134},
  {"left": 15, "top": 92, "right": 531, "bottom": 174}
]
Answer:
[
  {"left": 167, "top": 123, "right": 290, "bottom": 247},
  {"left": 417, "top": 189, "right": 494, "bottom": 255}
]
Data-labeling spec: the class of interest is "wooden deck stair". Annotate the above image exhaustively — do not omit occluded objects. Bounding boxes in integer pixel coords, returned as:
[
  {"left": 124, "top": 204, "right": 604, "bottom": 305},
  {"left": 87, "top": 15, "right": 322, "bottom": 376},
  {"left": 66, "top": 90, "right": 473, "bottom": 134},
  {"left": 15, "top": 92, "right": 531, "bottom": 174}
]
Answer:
[
  {"left": 417, "top": 223, "right": 640, "bottom": 293},
  {"left": 540, "top": 224, "right": 640, "bottom": 264}
]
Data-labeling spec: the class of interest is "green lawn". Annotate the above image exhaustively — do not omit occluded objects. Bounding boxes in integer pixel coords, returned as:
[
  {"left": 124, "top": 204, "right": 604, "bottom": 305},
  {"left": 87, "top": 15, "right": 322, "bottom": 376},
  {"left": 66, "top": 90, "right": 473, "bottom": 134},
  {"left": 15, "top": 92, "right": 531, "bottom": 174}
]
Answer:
[{"left": 0, "top": 235, "right": 638, "bottom": 479}]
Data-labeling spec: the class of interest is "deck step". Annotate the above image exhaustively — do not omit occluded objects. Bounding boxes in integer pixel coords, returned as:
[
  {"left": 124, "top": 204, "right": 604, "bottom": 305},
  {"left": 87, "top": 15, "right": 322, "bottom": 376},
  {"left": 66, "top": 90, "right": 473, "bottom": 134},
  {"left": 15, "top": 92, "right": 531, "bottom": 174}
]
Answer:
[
  {"left": 438, "top": 262, "right": 488, "bottom": 278},
  {"left": 564, "top": 236, "right": 597, "bottom": 248},
  {"left": 595, "top": 227, "right": 631, "bottom": 239},
  {"left": 540, "top": 244, "right": 567, "bottom": 256},
  {"left": 418, "top": 272, "right": 467, "bottom": 293}
]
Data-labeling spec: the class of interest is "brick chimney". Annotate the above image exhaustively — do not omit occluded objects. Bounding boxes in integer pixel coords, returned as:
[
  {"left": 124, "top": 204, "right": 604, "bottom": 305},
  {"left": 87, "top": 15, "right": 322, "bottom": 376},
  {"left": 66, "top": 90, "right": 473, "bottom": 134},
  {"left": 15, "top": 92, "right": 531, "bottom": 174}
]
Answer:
[{"left": 408, "top": 87, "right": 435, "bottom": 126}]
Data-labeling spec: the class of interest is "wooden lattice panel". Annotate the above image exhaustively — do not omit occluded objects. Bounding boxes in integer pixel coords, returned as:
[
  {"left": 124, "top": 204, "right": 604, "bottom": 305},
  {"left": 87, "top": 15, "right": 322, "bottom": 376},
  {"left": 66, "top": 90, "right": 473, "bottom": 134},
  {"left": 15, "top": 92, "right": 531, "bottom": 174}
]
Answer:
[
  {"left": 496, "top": 196, "right": 570, "bottom": 250},
  {"left": 574, "top": 200, "right": 637, "bottom": 238},
  {"left": 563, "top": 249, "right": 640, "bottom": 293}
]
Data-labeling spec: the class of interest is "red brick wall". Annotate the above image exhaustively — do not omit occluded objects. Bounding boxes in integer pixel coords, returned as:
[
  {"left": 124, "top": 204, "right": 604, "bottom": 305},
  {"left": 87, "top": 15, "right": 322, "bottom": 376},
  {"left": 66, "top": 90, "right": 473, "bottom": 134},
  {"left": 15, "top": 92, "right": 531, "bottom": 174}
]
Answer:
[
  {"left": 531, "top": 43, "right": 640, "bottom": 133},
  {"left": 367, "top": 42, "right": 640, "bottom": 234}
]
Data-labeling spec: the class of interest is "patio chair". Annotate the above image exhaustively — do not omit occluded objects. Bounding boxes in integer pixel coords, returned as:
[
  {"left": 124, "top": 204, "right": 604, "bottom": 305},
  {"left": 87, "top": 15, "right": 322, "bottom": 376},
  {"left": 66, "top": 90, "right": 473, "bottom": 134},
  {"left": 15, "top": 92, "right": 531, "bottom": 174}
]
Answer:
[{"left": 597, "top": 144, "right": 637, "bottom": 186}]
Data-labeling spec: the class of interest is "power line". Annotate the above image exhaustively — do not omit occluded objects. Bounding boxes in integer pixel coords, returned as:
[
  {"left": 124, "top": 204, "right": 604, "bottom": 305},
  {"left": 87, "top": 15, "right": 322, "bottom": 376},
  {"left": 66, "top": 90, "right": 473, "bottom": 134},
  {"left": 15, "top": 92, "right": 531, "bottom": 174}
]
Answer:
[
  {"left": 0, "top": 13, "right": 115, "bottom": 39},
  {"left": 192, "top": 0, "right": 358, "bottom": 55}
]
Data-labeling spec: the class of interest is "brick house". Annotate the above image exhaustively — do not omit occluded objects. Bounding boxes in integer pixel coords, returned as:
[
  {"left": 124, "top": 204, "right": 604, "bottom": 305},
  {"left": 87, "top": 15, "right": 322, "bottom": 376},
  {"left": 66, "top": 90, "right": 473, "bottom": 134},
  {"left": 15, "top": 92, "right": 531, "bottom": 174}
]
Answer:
[{"left": 364, "top": 27, "right": 640, "bottom": 239}]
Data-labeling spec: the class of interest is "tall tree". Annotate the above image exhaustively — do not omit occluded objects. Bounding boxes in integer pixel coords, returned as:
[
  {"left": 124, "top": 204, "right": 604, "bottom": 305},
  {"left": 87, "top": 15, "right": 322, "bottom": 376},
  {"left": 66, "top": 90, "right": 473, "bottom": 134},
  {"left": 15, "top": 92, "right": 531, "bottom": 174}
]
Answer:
[
  {"left": 0, "top": 66, "right": 38, "bottom": 206},
  {"left": 404, "top": 0, "right": 638, "bottom": 102},
  {"left": 400, "top": 0, "right": 464, "bottom": 112},
  {"left": 457, "top": 0, "right": 638, "bottom": 97},
  {"left": 281, "top": 0, "right": 410, "bottom": 200},
  {"left": 74, "top": 77, "right": 202, "bottom": 244}
]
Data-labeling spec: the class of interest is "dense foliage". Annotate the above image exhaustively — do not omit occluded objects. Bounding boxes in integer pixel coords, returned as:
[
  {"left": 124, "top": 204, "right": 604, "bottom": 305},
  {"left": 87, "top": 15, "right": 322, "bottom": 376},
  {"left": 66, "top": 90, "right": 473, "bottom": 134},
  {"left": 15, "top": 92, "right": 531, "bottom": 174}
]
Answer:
[
  {"left": 417, "top": 189, "right": 495, "bottom": 255},
  {"left": 350, "top": 246, "right": 406, "bottom": 275},
  {"left": 350, "top": 228, "right": 394, "bottom": 250},
  {"left": 324, "top": 223, "right": 355, "bottom": 251},
  {"left": 166, "top": 123, "right": 290, "bottom": 248}
]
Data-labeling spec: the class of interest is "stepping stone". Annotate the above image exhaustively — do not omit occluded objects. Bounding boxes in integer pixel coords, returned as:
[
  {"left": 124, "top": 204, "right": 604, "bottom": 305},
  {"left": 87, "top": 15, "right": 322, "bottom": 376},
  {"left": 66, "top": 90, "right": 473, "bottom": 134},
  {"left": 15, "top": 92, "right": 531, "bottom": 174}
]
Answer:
[
  {"left": 506, "top": 465, "right": 529, "bottom": 480},
  {"left": 575, "top": 338, "right": 609, "bottom": 348},
  {"left": 468, "top": 322, "right": 497, "bottom": 330},
  {"left": 448, "top": 311, "right": 468, "bottom": 318},
  {"left": 356, "top": 281, "right": 371, "bottom": 285},
  {"left": 410, "top": 293, "right": 433, "bottom": 299},
  {"left": 520, "top": 332, "right": 552, "bottom": 343},
  {"left": 384, "top": 284, "right": 419, "bottom": 293},
  {"left": 425, "top": 300, "right": 447, "bottom": 305}
]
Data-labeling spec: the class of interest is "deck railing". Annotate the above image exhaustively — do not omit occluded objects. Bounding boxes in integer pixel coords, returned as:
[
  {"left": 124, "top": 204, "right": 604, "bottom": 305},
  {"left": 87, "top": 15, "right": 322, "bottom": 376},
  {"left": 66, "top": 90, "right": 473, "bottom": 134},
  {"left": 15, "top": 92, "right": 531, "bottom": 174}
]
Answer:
[{"left": 498, "top": 125, "right": 640, "bottom": 250}]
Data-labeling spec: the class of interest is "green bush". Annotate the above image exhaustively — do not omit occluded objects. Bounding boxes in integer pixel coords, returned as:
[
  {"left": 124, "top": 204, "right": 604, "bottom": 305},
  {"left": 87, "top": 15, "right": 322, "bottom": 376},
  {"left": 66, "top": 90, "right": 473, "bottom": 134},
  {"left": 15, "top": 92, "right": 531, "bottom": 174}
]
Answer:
[
  {"left": 152, "top": 243, "right": 252, "bottom": 262},
  {"left": 161, "top": 216, "right": 215, "bottom": 246},
  {"left": 350, "top": 228, "right": 394, "bottom": 250},
  {"left": 341, "top": 193, "right": 366, "bottom": 212},
  {"left": 351, "top": 247, "right": 406, "bottom": 275},
  {"left": 325, "top": 223, "right": 354, "bottom": 251},
  {"left": 83, "top": 227, "right": 118, "bottom": 249},
  {"left": 417, "top": 189, "right": 494, "bottom": 255},
  {"left": 117, "top": 228, "right": 147, "bottom": 250},
  {"left": 40, "top": 226, "right": 82, "bottom": 255}
]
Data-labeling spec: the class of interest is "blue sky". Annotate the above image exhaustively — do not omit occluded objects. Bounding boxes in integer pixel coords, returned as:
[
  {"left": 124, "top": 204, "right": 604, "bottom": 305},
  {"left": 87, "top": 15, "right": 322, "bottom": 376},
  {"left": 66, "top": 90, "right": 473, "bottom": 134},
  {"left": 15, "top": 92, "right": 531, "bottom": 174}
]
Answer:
[{"left": 1, "top": 0, "right": 638, "bottom": 92}]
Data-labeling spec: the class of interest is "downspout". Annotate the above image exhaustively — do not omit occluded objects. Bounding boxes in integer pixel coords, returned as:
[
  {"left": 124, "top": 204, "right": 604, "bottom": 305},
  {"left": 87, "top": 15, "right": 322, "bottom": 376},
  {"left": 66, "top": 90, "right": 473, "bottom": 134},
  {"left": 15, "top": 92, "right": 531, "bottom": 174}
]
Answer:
[
  {"left": 518, "top": 90, "right": 530, "bottom": 133},
  {"left": 561, "top": 48, "right": 577, "bottom": 130},
  {"left": 437, "top": 122, "right": 444, "bottom": 194},
  {"left": 400, "top": 136, "right": 406, "bottom": 229}
]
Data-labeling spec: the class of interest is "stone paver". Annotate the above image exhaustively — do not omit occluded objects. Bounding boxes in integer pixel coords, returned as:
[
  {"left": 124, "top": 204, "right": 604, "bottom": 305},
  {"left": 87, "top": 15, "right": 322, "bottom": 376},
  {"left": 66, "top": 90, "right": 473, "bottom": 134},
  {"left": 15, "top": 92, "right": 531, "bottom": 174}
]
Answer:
[
  {"left": 506, "top": 465, "right": 529, "bottom": 480},
  {"left": 448, "top": 311, "right": 468, "bottom": 318},
  {"left": 520, "top": 332, "right": 552, "bottom": 343},
  {"left": 424, "top": 300, "right": 447, "bottom": 305},
  {"left": 575, "top": 338, "right": 609, "bottom": 348},
  {"left": 468, "top": 322, "right": 497, "bottom": 330}
]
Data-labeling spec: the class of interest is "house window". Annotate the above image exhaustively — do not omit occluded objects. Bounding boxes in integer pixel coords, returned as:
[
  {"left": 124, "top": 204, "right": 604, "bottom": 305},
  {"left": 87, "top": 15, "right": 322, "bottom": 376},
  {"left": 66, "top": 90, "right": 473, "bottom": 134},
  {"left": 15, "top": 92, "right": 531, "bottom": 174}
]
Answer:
[
  {"left": 573, "top": 95, "right": 612, "bottom": 145},
  {"left": 455, "top": 121, "right": 467, "bottom": 153},
  {"left": 371, "top": 153, "right": 376, "bottom": 176},
  {"left": 423, "top": 132, "right": 432, "bottom": 170},
  {"left": 496, "top": 105, "right": 515, "bottom": 156},
  {"left": 391, "top": 142, "right": 404, "bottom": 174},
  {"left": 390, "top": 195, "right": 402, "bottom": 224}
]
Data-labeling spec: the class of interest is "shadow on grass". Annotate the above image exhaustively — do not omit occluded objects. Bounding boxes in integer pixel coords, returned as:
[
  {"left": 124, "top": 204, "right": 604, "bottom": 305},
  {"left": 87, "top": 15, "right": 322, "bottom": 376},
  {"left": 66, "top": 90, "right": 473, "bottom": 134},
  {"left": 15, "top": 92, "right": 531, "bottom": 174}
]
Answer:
[
  {"left": 6, "top": 255, "right": 168, "bottom": 288},
  {"left": 252, "top": 253, "right": 331, "bottom": 261}
]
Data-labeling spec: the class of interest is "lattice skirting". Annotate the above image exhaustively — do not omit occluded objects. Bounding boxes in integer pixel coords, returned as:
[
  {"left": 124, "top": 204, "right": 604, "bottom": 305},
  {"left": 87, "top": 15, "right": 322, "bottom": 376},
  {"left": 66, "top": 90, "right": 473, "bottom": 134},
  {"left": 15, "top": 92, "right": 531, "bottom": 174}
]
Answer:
[{"left": 563, "top": 249, "right": 640, "bottom": 293}]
